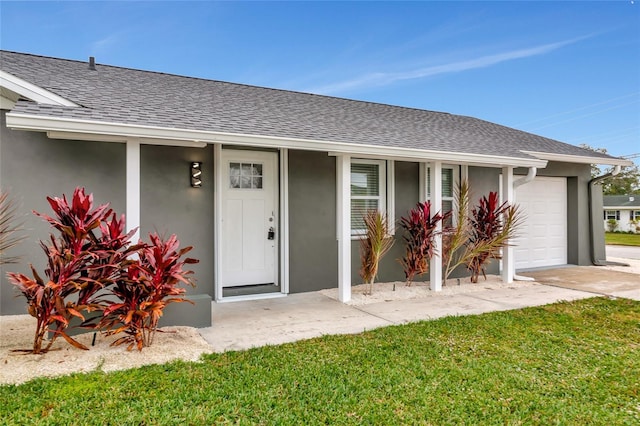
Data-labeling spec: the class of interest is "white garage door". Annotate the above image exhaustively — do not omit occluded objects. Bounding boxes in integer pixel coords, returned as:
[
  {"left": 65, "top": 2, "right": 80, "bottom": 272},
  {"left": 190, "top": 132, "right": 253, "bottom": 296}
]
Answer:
[{"left": 514, "top": 177, "right": 567, "bottom": 270}]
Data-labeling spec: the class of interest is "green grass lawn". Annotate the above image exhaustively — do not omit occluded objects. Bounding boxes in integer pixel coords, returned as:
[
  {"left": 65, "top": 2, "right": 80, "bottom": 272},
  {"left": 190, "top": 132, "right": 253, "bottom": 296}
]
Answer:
[
  {"left": 1, "top": 297, "right": 639, "bottom": 425},
  {"left": 606, "top": 232, "right": 640, "bottom": 246}
]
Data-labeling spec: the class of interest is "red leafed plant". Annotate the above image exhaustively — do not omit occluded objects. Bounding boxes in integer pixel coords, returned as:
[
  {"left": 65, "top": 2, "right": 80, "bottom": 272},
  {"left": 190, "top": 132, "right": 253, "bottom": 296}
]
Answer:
[
  {"left": 6, "top": 188, "right": 199, "bottom": 354},
  {"left": 7, "top": 188, "right": 138, "bottom": 354},
  {"left": 99, "top": 233, "right": 198, "bottom": 351},
  {"left": 442, "top": 182, "right": 523, "bottom": 285},
  {"left": 466, "top": 192, "right": 521, "bottom": 283},
  {"left": 398, "top": 201, "right": 447, "bottom": 286}
]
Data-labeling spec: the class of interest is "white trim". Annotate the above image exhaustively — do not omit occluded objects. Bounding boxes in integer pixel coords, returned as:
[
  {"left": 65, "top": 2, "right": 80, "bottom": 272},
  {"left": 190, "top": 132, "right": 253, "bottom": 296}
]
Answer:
[
  {"left": 461, "top": 165, "right": 469, "bottom": 183},
  {"left": 429, "top": 161, "right": 443, "bottom": 291},
  {"left": 419, "top": 163, "right": 427, "bottom": 203},
  {"left": 425, "top": 164, "right": 458, "bottom": 207},
  {"left": 279, "top": 148, "right": 290, "bottom": 294},
  {"left": 213, "top": 144, "right": 223, "bottom": 302},
  {"left": 350, "top": 158, "right": 387, "bottom": 236},
  {"left": 126, "top": 140, "right": 141, "bottom": 244},
  {"left": 215, "top": 149, "right": 279, "bottom": 295},
  {"left": 603, "top": 206, "right": 640, "bottom": 210},
  {"left": 6, "top": 112, "right": 548, "bottom": 168},
  {"left": 501, "top": 167, "right": 515, "bottom": 283},
  {"left": 336, "top": 154, "right": 351, "bottom": 303},
  {"left": 0, "top": 70, "right": 78, "bottom": 106},
  {"left": 46, "top": 131, "right": 207, "bottom": 148},
  {"left": 522, "top": 150, "right": 633, "bottom": 167},
  {"left": 386, "top": 160, "right": 395, "bottom": 233},
  {"left": 216, "top": 292, "right": 287, "bottom": 303}
]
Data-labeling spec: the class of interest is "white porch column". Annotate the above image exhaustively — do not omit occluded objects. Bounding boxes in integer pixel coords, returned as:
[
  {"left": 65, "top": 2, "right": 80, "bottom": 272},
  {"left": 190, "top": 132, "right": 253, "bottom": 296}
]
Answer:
[
  {"left": 126, "top": 140, "right": 141, "bottom": 244},
  {"left": 461, "top": 164, "right": 469, "bottom": 183},
  {"left": 429, "top": 161, "right": 443, "bottom": 291},
  {"left": 418, "top": 162, "right": 427, "bottom": 202},
  {"left": 501, "top": 166, "right": 515, "bottom": 283},
  {"left": 336, "top": 154, "right": 351, "bottom": 303}
]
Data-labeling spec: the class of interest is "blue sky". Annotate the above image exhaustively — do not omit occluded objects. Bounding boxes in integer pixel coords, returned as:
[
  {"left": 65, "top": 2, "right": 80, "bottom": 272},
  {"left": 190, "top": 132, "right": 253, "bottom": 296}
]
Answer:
[{"left": 1, "top": 1, "right": 639, "bottom": 164}]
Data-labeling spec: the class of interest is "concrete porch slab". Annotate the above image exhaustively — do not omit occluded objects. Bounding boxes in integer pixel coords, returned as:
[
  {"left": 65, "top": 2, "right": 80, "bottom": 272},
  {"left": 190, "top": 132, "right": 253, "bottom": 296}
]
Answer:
[
  {"left": 198, "top": 283, "right": 596, "bottom": 353},
  {"left": 354, "top": 283, "right": 593, "bottom": 324},
  {"left": 199, "top": 292, "right": 392, "bottom": 352}
]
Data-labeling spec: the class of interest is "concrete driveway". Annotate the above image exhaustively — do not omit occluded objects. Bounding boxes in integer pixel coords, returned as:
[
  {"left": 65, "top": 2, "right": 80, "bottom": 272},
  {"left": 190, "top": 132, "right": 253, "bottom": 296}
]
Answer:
[
  {"left": 526, "top": 266, "right": 640, "bottom": 301},
  {"left": 607, "top": 244, "right": 640, "bottom": 259}
]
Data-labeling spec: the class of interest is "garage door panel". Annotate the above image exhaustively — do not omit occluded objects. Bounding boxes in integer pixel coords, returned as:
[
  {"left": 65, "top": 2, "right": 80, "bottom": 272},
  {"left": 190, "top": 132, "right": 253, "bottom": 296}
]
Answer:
[
  {"left": 549, "top": 224, "right": 564, "bottom": 235},
  {"left": 515, "top": 177, "right": 567, "bottom": 270},
  {"left": 532, "top": 202, "right": 547, "bottom": 214}
]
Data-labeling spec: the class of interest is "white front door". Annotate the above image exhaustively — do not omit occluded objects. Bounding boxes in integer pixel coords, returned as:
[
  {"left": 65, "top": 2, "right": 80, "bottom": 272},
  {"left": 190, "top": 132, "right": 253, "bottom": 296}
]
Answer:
[{"left": 220, "top": 150, "right": 278, "bottom": 287}]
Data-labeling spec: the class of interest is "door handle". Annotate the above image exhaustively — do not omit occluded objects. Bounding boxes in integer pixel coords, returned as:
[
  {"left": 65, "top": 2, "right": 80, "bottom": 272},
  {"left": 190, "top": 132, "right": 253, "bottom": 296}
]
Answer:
[{"left": 268, "top": 227, "right": 275, "bottom": 240}]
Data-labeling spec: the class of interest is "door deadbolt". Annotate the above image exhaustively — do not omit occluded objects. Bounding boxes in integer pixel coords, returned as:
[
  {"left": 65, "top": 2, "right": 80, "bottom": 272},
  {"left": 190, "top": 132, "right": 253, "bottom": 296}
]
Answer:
[{"left": 268, "top": 227, "right": 275, "bottom": 240}]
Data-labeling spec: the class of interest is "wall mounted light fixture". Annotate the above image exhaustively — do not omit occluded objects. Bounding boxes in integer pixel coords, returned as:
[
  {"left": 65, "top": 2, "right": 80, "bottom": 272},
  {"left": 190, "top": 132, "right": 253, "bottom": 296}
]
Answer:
[{"left": 191, "top": 162, "right": 202, "bottom": 188}]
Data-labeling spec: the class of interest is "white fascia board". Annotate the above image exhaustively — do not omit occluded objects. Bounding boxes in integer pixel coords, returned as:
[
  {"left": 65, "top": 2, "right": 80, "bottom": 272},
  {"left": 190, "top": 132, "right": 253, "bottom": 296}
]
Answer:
[
  {"left": 0, "top": 70, "right": 78, "bottom": 107},
  {"left": 46, "top": 131, "right": 207, "bottom": 148},
  {"left": 327, "top": 150, "right": 546, "bottom": 169},
  {"left": 522, "top": 150, "right": 633, "bottom": 167},
  {"left": 6, "top": 112, "right": 548, "bottom": 168},
  {"left": 603, "top": 206, "right": 640, "bottom": 209}
]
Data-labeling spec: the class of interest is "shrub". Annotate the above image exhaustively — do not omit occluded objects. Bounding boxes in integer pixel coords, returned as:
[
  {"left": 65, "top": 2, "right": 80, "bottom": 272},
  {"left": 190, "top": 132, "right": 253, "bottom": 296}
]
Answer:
[
  {"left": 359, "top": 210, "right": 394, "bottom": 295},
  {"left": 443, "top": 181, "right": 522, "bottom": 284},
  {"left": 607, "top": 219, "right": 618, "bottom": 233},
  {"left": 466, "top": 192, "right": 521, "bottom": 283},
  {"left": 398, "top": 201, "right": 445, "bottom": 286},
  {"left": 7, "top": 188, "right": 197, "bottom": 354},
  {"left": 7, "top": 188, "right": 135, "bottom": 353},
  {"left": 99, "top": 233, "right": 198, "bottom": 350}
]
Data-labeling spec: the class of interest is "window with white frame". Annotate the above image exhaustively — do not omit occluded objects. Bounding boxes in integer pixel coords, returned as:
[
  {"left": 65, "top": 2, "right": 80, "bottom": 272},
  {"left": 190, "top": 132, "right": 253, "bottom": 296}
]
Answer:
[
  {"left": 631, "top": 210, "right": 640, "bottom": 221},
  {"left": 426, "top": 166, "right": 457, "bottom": 225},
  {"left": 604, "top": 210, "right": 620, "bottom": 221},
  {"left": 350, "top": 159, "right": 387, "bottom": 235}
]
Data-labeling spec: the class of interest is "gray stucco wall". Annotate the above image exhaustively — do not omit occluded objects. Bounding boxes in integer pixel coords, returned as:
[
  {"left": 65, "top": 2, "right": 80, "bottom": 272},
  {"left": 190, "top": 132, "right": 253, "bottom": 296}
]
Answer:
[
  {"left": 0, "top": 111, "right": 599, "bottom": 313},
  {"left": 287, "top": 157, "right": 512, "bottom": 290},
  {"left": 140, "top": 145, "right": 214, "bottom": 298},
  {"left": 288, "top": 150, "right": 338, "bottom": 293},
  {"left": 0, "top": 111, "right": 214, "bottom": 315},
  {"left": 1, "top": 110, "right": 126, "bottom": 315}
]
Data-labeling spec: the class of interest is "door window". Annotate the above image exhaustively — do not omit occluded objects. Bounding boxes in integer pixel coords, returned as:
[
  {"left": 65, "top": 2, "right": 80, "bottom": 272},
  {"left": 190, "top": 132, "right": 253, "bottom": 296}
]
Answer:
[{"left": 230, "top": 162, "right": 263, "bottom": 189}]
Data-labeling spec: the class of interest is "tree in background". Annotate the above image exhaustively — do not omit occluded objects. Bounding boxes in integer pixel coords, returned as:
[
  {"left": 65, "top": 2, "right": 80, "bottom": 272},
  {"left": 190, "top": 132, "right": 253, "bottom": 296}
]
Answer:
[{"left": 580, "top": 144, "right": 640, "bottom": 195}]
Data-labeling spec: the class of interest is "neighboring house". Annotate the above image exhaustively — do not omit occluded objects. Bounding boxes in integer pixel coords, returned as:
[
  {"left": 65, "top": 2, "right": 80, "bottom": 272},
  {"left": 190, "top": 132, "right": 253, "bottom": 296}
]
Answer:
[
  {"left": 0, "top": 51, "right": 632, "bottom": 326},
  {"left": 603, "top": 195, "right": 640, "bottom": 233}
]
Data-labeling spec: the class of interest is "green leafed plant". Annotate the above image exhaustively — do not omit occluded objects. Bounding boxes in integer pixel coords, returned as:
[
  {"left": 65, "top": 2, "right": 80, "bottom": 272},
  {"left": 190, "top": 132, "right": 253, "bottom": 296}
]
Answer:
[
  {"left": 359, "top": 210, "right": 394, "bottom": 295},
  {"left": 398, "top": 201, "right": 445, "bottom": 286},
  {"left": 0, "top": 190, "right": 26, "bottom": 265},
  {"left": 99, "top": 233, "right": 198, "bottom": 351}
]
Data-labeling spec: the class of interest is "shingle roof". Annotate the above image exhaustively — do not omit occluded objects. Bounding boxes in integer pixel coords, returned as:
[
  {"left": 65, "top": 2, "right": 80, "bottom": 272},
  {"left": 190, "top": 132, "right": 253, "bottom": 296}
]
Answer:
[
  {"left": 603, "top": 195, "right": 640, "bottom": 208},
  {"left": 0, "top": 50, "right": 618, "bottom": 162}
]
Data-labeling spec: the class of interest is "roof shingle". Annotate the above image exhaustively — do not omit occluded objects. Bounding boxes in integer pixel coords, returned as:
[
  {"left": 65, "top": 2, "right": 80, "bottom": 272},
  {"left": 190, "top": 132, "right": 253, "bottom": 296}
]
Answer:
[{"left": 0, "top": 50, "right": 618, "bottom": 162}]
